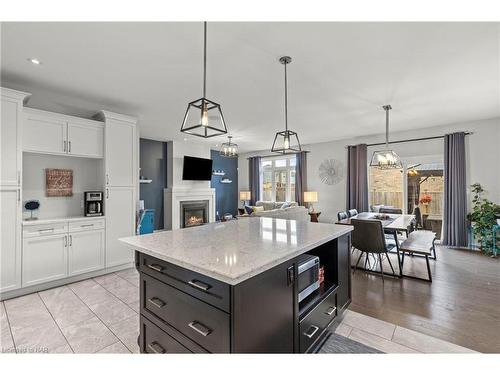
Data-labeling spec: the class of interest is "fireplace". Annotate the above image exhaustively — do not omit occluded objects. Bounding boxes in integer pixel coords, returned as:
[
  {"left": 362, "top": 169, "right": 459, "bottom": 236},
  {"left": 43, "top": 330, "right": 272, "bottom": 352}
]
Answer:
[{"left": 180, "top": 200, "right": 209, "bottom": 228}]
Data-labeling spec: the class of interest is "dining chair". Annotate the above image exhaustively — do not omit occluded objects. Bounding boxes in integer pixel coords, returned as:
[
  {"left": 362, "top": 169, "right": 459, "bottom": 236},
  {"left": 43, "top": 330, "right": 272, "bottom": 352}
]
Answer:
[
  {"left": 351, "top": 219, "right": 396, "bottom": 281},
  {"left": 379, "top": 207, "right": 403, "bottom": 214},
  {"left": 337, "top": 211, "right": 349, "bottom": 221},
  {"left": 348, "top": 209, "right": 358, "bottom": 217}
]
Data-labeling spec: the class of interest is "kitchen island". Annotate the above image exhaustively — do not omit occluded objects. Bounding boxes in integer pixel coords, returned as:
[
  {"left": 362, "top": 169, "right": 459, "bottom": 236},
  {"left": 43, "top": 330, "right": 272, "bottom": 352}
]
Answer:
[{"left": 120, "top": 217, "right": 353, "bottom": 353}]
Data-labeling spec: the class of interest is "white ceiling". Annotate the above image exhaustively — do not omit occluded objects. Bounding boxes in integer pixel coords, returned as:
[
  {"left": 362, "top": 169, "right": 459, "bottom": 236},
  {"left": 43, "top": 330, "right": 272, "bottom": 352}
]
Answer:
[{"left": 1, "top": 22, "right": 499, "bottom": 152}]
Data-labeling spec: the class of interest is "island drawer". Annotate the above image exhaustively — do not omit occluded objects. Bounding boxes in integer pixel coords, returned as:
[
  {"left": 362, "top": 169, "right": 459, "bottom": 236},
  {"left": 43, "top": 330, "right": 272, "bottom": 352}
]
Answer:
[
  {"left": 141, "top": 273, "right": 230, "bottom": 353},
  {"left": 139, "top": 253, "right": 230, "bottom": 312},
  {"left": 140, "top": 315, "right": 192, "bottom": 353},
  {"left": 299, "top": 290, "right": 337, "bottom": 352}
]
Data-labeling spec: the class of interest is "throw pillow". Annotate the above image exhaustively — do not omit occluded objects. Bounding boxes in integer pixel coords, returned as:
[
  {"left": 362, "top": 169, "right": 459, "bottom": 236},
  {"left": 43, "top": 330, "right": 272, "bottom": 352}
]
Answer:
[
  {"left": 244, "top": 205, "right": 254, "bottom": 215},
  {"left": 253, "top": 206, "right": 264, "bottom": 213},
  {"left": 280, "top": 202, "right": 292, "bottom": 209}
]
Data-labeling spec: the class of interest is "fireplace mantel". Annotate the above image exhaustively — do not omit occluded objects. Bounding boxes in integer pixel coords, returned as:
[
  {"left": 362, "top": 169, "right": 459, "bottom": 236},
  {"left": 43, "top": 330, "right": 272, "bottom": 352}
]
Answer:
[{"left": 164, "top": 187, "right": 216, "bottom": 230}]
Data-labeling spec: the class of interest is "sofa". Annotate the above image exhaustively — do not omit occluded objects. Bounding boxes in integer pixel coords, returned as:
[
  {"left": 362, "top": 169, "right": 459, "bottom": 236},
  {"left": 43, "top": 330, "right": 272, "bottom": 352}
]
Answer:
[{"left": 248, "top": 201, "right": 309, "bottom": 222}]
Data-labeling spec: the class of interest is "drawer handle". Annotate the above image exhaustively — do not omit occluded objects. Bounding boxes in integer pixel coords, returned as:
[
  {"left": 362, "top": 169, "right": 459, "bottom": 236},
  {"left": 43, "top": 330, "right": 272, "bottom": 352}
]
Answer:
[
  {"left": 147, "top": 341, "right": 165, "bottom": 354},
  {"left": 38, "top": 228, "right": 55, "bottom": 233},
  {"left": 147, "top": 297, "right": 166, "bottom": 309},
  {"left": 188, "top": 321, "right": 212, "bottom": 337},
  {"left": 325, "top": 306, "right": 336, "bottom": 316},
  {"left": 147, "top": 264, "right": 164, "bottom": 272},
  {"left": 80, "top": 224, "right": 94, "bottom": 227},
  {"left": 303, "top": 325, "right": 320, "bottom": 339},
  {"left": 188, "top": 279, "right": 211, "bottom": 292}
]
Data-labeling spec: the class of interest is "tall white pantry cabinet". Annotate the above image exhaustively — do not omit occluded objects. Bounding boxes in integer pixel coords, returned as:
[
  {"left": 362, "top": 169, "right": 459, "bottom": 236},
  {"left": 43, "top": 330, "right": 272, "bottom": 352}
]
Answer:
[
  {"left": 1, "top": 88, "right": 30, "bottom": 293},
  {"left": 0, "top": 87, "right": 138, "bottom": 299}
]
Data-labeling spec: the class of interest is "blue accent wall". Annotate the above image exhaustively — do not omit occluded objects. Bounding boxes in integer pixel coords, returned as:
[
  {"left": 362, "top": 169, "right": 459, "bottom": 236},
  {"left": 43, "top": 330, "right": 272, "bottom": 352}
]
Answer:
[
  {"left": 140, "top": 139, "right": 167, "bottom": 230},
  {"left": 211, "top": 150, "right": 238, "bottom": 217}
]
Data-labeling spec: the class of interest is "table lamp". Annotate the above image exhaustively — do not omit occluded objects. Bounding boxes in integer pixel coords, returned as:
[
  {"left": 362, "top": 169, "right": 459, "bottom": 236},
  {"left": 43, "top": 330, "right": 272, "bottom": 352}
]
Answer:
[
  {"left": 240, "top": 191, "right": 251, "bottom": 207},
  {"left": 303, "top": 191, "right": 318, "bottom": 212}
]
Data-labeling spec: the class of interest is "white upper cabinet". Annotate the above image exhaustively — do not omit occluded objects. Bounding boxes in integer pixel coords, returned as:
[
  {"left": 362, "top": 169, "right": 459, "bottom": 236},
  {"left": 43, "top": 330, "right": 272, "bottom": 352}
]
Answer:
[
  {"left": 103, "top": 115, "right": 137, "bottom": 187},
  {"left": 23, "top": 108, "right": 104, "bottom": 158},
  {"left": 23, "top": 109, "right": 67, "bottom": 155},
  {"left": 67, "top": 120, "right": 104, "bottom": 158},
  {"left": 1, "top": 88, "right": 29, "bottom": 186}
]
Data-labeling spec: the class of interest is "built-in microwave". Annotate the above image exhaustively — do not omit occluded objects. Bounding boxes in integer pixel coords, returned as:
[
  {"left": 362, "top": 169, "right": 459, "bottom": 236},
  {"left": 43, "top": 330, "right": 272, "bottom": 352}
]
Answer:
[{"left": 297, "top": 254, "right": 320, "bottom": 302}]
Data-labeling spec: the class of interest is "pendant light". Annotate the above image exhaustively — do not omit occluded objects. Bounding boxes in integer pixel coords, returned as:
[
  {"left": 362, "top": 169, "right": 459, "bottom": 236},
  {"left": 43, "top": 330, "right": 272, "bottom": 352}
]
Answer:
[
  {"left": 180, "top": 22, "right": 228, "bottom": 138},
  {"left": 271, "top": 56, "right": 302, "bottom": 154},
  {"left": 370, "top": 105, "right": 403, "bottom": 169},
  {"left": 219, "top": 135, "right": 238, "bottom": 158}
]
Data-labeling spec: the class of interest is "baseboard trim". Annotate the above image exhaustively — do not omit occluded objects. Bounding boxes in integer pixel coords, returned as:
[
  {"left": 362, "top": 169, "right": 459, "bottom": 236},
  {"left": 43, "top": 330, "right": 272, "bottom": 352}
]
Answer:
[{"left": 0, "top": 262, "right": 134, "bottom": 301}]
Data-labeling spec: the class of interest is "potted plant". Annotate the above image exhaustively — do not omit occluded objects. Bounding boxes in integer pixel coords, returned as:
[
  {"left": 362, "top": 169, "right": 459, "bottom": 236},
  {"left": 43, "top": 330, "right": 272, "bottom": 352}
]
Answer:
[
  {"left": 419, "top": 193, "right": 432, "bottom": 214},
  {"left": 468, "top": 183, "right": 500, "bottom": 255}
]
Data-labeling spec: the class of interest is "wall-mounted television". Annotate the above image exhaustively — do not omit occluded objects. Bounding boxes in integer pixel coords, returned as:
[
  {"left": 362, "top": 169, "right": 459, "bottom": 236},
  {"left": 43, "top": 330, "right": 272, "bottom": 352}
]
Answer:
[{"left": 182, "top": 156, "right": 213, "bottom": 181}]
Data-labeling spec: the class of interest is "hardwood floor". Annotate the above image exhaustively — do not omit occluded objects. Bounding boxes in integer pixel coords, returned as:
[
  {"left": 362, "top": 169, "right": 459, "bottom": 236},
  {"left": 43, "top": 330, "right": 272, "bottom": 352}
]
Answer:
[{"left": 349, "top": 246, "right": 500, "bottom": 353}]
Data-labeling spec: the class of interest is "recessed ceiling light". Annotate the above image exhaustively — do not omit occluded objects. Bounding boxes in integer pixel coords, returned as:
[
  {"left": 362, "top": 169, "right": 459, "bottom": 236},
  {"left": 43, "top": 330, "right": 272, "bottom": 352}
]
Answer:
[{"left": 27, "top": 58, "right": 42, "bottom": 65}]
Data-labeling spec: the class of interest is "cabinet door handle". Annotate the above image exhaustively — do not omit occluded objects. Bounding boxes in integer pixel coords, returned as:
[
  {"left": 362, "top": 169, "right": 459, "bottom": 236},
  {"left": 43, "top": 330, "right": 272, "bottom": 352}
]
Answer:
[
  {"left": 63, "top": 140, "right": 67, "bottom": 152},
  {"left": 147, "top": 297, "right": 166, "bottom": 309},
  {"left": 147, "top": 342, "right": 165, "bottom": 354},
  {"left": 106, "top": 174, "right": 110, "bottom": 185},
  {"left": 188, "top": 321, "right": 212, "bottom": 337},
  {"left": 39, "top": 228, "right": 55, "bottom": 233},
  {"left": 64, "top": 235, "right": 68, "bottom": 247},
  {"left": 69, "top": 235, "right": 72, "bottom": 246},
  {"left": 106, "top": 189, "right": 109, "bottom": 199},
  {"left": 325, "top": 306, "right": 336, "bottom": 316},
  {"left": 188, "top": 280, "right": 211, "bottom": 292},
  {"left": 80, "top": 224, "right": 94, "bottom": 228},
  {"left": 147, "top": 264, "right": 164, "bottom": 273},
  {"left": 17, "top": 171, "right": 21, "bottom": 185},
  {"left": 303, "top": 325, "right": 320, "bottom": 339},
  {"left": 68, "top": 141, "right": 71, "bottom": 153}
]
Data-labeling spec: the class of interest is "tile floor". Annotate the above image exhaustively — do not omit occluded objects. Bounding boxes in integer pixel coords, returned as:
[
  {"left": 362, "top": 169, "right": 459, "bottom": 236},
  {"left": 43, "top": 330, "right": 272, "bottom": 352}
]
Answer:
[{"left": 0, "top": 267, "right": 477, "bottom": 354}]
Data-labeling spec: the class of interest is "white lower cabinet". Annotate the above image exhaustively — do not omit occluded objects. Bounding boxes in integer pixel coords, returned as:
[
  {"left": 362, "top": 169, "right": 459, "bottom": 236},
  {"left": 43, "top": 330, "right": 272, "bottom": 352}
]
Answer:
[
  {"left": 22, "top": 233, "right": 68, "bottom": 287},
  {"left": 105, "top": 187, "right": 135, "bottom": 267},
  {"left": 0, "top": 189, "right": 21, "bottom": 293},
  {"left": 69, "top": 229, "right": 105, "bottom": 276}
]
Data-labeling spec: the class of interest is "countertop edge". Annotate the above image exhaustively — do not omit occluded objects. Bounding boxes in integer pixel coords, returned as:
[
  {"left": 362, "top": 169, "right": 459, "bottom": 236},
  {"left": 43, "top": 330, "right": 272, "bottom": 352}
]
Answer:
[
  {"left": 22, "top": 216, "right": 105, "bottom": 226},
  {"left": 120, "top": 224, "right": 353, "bottom": 286}
]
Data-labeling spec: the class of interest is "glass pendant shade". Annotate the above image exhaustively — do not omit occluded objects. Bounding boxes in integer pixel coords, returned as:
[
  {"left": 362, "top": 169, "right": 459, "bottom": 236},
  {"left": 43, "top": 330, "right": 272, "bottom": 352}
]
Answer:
[
  {"left": 180, "top": 22, "right": 228, "bottom": 138},
  {"left": 181, "top": 97, "right": 227, "bottom": 138},
  {"left": 271, "top": 129, "right": 301, "bottom": 154},
  {"left": 271, "top": 56, "right": 302, "bottom": 154},
  {"left": 220, "top": 136, "right": 238, "bottom": 158},
  {"left": 370, "top": 104, "right": 402, "bottom": 169},
  {"left": 370, "top": 149, "right": 403, "bottom": 169}
]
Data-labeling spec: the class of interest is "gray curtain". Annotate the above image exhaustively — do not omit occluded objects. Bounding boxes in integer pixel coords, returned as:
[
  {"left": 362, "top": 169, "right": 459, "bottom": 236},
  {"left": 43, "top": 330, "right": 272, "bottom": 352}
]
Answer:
[
  {"left": 442, "top": 132, "right": 467, "bottom": 247},
  {"left": 346, "top": 144, "right": 369, "bottom": 212},
  {"left": 295, "top": 151, "right": 307, "bottom": 205},
  {"left": 248, "top": 156, "right": 261, "bottom": 205}
]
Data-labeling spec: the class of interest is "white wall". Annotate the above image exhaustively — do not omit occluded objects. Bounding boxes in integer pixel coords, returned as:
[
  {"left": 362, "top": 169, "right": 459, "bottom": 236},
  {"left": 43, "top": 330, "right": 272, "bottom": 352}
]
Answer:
[
  {"left": 239, "top": 117, "right": 500, "bottom": 223},
  {"left": 166, "top": 140, "right": 211, "bottom": 189},
  {"left": 22, "top": 153, "right": 103, "bottom": 219}
]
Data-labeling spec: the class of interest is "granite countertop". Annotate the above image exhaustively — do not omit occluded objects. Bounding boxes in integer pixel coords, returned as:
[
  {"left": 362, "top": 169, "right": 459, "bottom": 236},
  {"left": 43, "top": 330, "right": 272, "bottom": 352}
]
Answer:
[
  {"left": 119, "top": 217, "right": 353, "bottom": 285},
  {"left": 22, "top": 216, "right": 105, "bottom": 226}
]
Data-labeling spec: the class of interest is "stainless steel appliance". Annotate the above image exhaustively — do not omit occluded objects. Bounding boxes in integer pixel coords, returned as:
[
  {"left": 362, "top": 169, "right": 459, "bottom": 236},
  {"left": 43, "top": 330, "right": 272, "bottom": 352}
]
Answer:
[
  {"left": 297, "top": 254, "right": 320, "bottom": 302},
  {"left": 84, "top": 191, "right": 103, "bottom": 217}
]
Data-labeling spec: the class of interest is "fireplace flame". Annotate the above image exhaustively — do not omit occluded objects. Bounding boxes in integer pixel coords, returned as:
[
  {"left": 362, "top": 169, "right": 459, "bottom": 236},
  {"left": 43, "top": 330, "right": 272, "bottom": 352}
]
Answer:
[{"left": 186, "top": 215, "right": 204, "bottom": 227}]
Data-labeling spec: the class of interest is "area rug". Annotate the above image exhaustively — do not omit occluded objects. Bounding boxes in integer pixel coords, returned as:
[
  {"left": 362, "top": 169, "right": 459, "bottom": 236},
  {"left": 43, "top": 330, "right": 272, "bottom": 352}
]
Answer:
[{"left": 318, "top": 332, "right": 383, "bottom": 354}]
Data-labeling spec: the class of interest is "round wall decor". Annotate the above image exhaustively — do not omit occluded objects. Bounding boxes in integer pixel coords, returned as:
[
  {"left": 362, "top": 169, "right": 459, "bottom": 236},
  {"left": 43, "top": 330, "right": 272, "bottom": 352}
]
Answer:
[{"left": 318, "top": 158, "right": 344, "bottom": 185}]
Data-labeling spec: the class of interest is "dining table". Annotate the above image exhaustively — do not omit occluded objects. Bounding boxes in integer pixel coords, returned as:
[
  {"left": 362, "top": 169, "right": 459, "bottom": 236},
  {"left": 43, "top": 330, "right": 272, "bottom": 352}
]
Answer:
[{"left": 336, "top": 212, "right": 416, "bottom": 277}]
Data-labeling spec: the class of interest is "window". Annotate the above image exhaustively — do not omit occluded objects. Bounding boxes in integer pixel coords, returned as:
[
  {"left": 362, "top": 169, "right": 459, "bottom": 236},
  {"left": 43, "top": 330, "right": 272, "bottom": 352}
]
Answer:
[
  {"left": 368, "top": 160, "right": 444, "bottom": 217},
  {"left": 261, "top": 156, "right": 296, "bottom": 202},
  {"left": 369, "top": 167, "right": 404, "bottom": 210}
]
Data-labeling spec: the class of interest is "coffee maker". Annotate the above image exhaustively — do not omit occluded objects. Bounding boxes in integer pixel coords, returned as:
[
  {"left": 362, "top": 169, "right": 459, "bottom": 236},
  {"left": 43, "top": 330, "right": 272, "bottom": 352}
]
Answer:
[{"left": 84, "top": 191, "right": 103, "bottom": 217}]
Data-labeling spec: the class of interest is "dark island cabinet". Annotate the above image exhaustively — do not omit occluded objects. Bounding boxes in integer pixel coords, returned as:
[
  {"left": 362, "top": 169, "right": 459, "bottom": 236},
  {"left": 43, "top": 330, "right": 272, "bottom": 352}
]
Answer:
[{"left": 135, "top": 233, "right": 352, "bottom": 353}]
